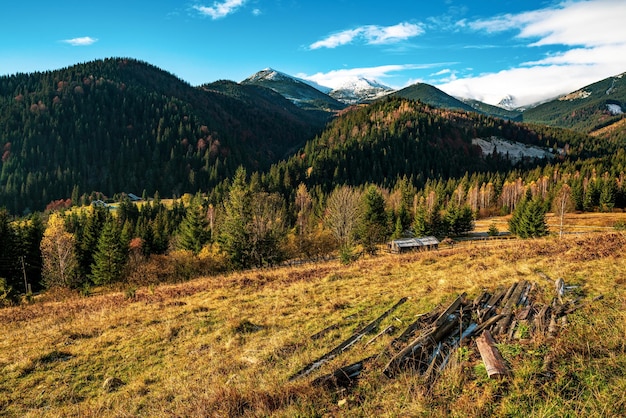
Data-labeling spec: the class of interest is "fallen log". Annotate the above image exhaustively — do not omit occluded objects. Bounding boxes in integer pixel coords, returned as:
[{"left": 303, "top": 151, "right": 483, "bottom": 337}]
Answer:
[
  {"left": 475, "top": 330, "right": 509, "bottom": 379},
  {"left": 289, "top": 297, "right": 407, "bottom": 381}
]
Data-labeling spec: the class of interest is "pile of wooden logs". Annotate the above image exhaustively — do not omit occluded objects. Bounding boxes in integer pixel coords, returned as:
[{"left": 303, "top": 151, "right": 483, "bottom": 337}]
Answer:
[{"left": 292, "top": 277, "right": 596, "bottom": 389}]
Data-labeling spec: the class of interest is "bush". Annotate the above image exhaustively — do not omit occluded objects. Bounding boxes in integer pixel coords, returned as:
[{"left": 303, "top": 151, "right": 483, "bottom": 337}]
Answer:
[
  {"left": 487, "top": 223, "right": 500, "bottom": 237},
  {"left": 0, "top": 277, "right": 19, "bottom": 307}
]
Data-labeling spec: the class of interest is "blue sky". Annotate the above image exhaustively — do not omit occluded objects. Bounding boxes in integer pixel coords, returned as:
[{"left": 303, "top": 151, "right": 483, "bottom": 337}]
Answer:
[{"left": 1, "top": 0, "right": 625, "bottom": 107}]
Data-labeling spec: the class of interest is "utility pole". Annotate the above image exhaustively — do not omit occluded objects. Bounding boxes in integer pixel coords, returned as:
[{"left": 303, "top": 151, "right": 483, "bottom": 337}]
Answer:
[{"left": 20, "top": 256, "right": 29, "bottom": 294}]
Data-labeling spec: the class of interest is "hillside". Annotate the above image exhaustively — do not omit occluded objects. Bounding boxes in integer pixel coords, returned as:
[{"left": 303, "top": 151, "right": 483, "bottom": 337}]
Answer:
[
  {"left": 523, "top": 72, "right": 626, "bottom": 140},
  {"left": 1, "top": 232, "right": 625, "bottom": 416},
  {"left": 390, "top": 83, "right": 520, "bottom": 120},
  {"left": 0, "top": 58, "right": 325, "bottom": 214},
  {"left": 268, "top": 97, "right": 594, "bottom": 193}
]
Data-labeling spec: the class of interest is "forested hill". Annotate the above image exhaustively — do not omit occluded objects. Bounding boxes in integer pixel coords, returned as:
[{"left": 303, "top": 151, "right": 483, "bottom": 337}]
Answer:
[
  {"left": 0, "top": 58, "right": 326, "bottom": 214},
  {"left": 522, "top": 72, "right": 626, "bottom": 141},
  {"left": 265, "top": 98, "right": 595, "bottom": 194}
]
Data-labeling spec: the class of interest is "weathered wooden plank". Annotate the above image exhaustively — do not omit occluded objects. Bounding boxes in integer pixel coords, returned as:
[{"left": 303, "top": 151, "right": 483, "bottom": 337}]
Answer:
[
  {"left": 475, "top": 330, "right": 509, "bottom": 379},
  {"left": 555, "top": 278, "right": 565, "bottom": 304},
  {"left": 499, "top": 282, "right": 520, "bottom": 308},
  {"left": 474, "top": 313, "right": 504, "bottom": 335},
  {"left": 518, "top": 282, "right": 534, "bottom": 307},
  {"left": 383, "top": 312, "right": 461, "bottom": 377},
  {"left": 392, "top": 309, "right": 440, "bottom": 347},
  {"left": 506, "top": 280, "right": 529, "bottom": 309},
  {"left": 533, "top": 304, "right": 551, "bottom": 335},
  {"left": 433, "top": 293, "right": 467, "bottom": 327},
  {"left": 289, "top": 297, "right": 408, "bottom": 381}
]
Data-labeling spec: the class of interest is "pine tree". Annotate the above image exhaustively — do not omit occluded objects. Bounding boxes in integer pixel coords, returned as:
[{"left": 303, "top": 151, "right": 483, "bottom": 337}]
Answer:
[
  {"left": 443, "top": 204, "right": 474, "bottom": 236},
  {"left": 248, "top": 191, "right": 286, "bottom": 267},
  {"left": 413, "top": 203, "right": 428, "bottom": 237}
]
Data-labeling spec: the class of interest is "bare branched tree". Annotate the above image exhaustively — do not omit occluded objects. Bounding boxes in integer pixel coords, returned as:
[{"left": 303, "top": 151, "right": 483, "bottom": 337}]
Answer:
[
  {"left": 552, "top": 183, "right": 574, "bottom": 238},
  {"left": 325, "top": 186, "right": 362, "bottom": 250}
]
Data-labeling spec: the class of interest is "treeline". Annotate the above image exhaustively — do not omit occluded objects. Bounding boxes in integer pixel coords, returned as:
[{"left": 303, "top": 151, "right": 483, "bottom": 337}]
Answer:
[{"left": 3, "top": 152, "right": 626, "bottom": 305}]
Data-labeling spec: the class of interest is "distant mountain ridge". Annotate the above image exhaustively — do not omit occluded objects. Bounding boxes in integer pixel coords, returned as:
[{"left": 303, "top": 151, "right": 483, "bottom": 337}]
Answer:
[
  {"left": 241, "top": 68, "right": 345, "bottom": 114},
  {"left": 522, "top": 72, "right": 626, "bottom": 141},
  {"left": 242, "top": 68, "right": 522, "bottom": 119}
]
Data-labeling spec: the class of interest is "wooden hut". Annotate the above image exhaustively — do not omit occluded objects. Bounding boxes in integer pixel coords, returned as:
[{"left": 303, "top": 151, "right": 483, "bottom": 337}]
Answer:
[{"left": 387, "top": 236, "right": 439, "bottom": 253}]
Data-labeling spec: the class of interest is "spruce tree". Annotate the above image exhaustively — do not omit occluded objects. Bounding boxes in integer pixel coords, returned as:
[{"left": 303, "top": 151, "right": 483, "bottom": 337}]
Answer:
[
  {"left": 78, "top": 206, "right": 107, "bottom": 279},
  {"left": 517, "top": 198, "right": 549, "bottom": 238},
  {"left": 219, "top": 167, "right": 252, "bottom": 268},
  {"left": 510, "top": 193, "right": 548, "bottom": 239},
  {"left": 358, "top": 185, "right": 388, "bottom": 253},
  {"left": 413, "top": 204, "right": 429, "bottom": 237},
  {"left": 177, "top": 197, "right": 210, "bottom": 254},
  {"left": 90, "top": 217, "right": 127, "bottom": 285}
]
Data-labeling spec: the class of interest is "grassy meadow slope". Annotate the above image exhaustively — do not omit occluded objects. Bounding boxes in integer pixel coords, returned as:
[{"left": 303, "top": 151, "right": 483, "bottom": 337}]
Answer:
[{"left": 1, "top": 231, "right": 626, "bottom": 417}]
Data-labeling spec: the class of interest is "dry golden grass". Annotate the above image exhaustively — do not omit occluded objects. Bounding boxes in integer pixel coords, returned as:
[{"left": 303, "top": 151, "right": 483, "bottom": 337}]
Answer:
[
  {"left": 475, "top": 211, "right": 626, "bottom": 234},
  {"left": 2, "top": 231, "right": 626, "bottom": 417}
]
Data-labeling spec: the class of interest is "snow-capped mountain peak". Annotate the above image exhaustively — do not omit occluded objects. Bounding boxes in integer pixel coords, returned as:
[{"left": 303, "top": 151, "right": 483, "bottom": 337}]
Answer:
[
  {"left": 497, "top": 94, "right": 518, "bottom": 110},
  {"left": 243, "top": 68, "right": 292, "bottom": 83},
  {"left": 328, "top": 77, "right": 393, "bottom": 104}
]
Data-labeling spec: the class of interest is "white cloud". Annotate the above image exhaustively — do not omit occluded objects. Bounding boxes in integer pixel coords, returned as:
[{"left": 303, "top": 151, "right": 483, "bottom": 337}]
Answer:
[
  {"left": 471, "top": 0, "right": 626, "bottom": 48},
  {"left": 310, "top": 29, "right": 363, "bottom": 50},
  {"left": 364, "top": 22, "right": 424, "bottom": 45},
  {"left": 431, "top": 69, "right": 451, "bottom": 76},
  {"left": 437, "top": 64, "right": 624, "bottom": 107},
  {"left": 310, "top": 22, "right": 423, "bottom": 50},
  {"left": 443, "top": 0, "right": 626, "bottom": 106},
  {"left": 61, "top": 36, "right": 98, "bottom": 46},
  {"left": 193, "top": 0, "right": 247, "bottom": 20},
  {"left": 297, "top": 63, "right": 445, "bottom": 90}
]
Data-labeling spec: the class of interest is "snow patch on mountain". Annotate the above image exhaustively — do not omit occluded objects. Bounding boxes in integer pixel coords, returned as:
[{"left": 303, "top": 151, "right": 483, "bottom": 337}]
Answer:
[
  {"left": 472, "top": 136, "right": 557, "bottom": 163},
  {"left": 606, "top": 103, "right": 623, "bottom": 115}
]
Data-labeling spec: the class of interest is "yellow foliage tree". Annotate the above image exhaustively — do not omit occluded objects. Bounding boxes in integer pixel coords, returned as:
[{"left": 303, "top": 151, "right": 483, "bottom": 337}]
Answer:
[{"left": 40, "top": 213, "right": 79, "bottom": 288}]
